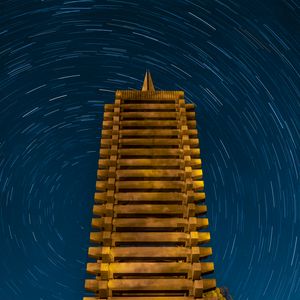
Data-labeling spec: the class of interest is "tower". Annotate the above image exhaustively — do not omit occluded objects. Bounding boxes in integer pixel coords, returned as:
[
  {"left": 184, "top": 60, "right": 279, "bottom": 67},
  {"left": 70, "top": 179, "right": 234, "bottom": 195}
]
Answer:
[{"left": 84, "top": 72, "right": 220, "bottom": 300}]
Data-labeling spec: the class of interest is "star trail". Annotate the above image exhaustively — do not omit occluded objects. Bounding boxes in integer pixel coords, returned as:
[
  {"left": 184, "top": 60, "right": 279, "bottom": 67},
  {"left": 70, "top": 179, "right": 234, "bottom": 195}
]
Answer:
[{"left": 0, "top": 0, "right": 299, "bottom": 299}]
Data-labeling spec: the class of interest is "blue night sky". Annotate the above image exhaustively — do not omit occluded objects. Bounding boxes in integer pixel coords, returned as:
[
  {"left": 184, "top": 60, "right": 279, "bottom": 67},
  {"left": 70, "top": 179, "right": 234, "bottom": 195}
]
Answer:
[{"left": 0, "top": 1, "right": 299, "bottom": 299}]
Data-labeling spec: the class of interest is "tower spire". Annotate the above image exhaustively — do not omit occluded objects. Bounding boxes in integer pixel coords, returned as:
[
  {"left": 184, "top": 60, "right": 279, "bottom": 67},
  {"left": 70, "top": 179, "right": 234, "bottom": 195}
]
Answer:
[{"left": 142, "top": 71, "right": 155, "bottom": 91}]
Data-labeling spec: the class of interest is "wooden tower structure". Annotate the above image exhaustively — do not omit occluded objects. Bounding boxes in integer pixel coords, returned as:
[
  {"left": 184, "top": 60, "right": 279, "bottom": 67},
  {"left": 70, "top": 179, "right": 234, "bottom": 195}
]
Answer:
[{"left": 84, "top": 72, "right": 219, "bottom": 300}]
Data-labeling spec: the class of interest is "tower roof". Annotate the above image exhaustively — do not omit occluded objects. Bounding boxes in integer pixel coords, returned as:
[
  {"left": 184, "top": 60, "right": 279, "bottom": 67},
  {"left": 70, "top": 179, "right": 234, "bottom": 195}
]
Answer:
[{"left": 142, "top": 71, "right": 155, "bottom": 91}]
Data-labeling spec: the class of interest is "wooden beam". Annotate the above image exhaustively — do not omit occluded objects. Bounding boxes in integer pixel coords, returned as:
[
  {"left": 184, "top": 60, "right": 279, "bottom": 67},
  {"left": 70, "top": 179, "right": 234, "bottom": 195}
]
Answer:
[
  {"left": 90, "top": 231, "right": 211, "bottom": 246},
  {"left": 88, "top": 246, "right": 212, "bottom": 261}
]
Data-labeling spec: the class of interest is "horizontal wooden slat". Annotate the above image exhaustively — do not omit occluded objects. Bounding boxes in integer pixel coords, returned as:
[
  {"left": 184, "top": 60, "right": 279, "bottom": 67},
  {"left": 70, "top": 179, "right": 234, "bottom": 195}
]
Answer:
[
  {"left": 93, "top": 204, "right": 185, "bottom": 216},
  {"left": 201, "top": 262, "right": 215, "bottom": 274},
  {"left": 97, "top": 169, "right": 202, "bottom": 179},
  {"left": 84, "top": 278, "right": 213, "bottom": 297},
  {"left": 112, "top": 217, "right": 187, "bottom": 229},
  {"left": 118, "top": 129, "right": 193, "bottom": 136},
  {"left": 119, "top": 103, "right": 195, "bottom": 111},
  {"left": 91, "top": 217, "right": 197, "bottom": 231},
  {"left": 120, "top": 129, "right": 180, "bottom": 136},
  {"left": 87, "top": 261, "right": 194, "bottom": 277},
  {"left": 193, "top": 181, "right": 204, "bottom": 190},
  {"left": 97, "top": 158, "right": 202, "bottom": 167},
  {"left": 195, "top": 205, "right": 207, "bottom": 215},
  {"left": 118, "top": 139, "right": 181, "bottom": 146},
  {"left": 109, "top": 217, "right": 208, "bottom": 230},
  {"left": 203, "top": 279, "right": 217, "bottom": 290},
  {"left": 121, "top": 104, "right": 177, "bottom": 110},
  {"left": 104, "top": 169, "right": 203, "bottom": 179},
  {"left": 103, "top": 139, "right": 199, "bottom": 147},
  {"left": 197, "top": 218, "right": 209, "bottom": 228},
  {"left": 113, "top": 192, "right": 205, "bottom": 203},
  {"left": 101, "top": 129, "right": 198, "bottom": 137},
  {"left": 86, "top": 261, "right": 213, "bottom": 278},
  {"left": 88, "top": 246, "right": 213, "bottom": 261},
  {"left": 116, "top": 181, "right": 186, "bottom": 190},
  {"left": 94, "top": 192, "right": 206, "bottom": 203},
  {"left": 192, "top": 169, "right": 203, "bottom": 178},
  {"left": 113, "top": 120, "right": 179, "bottom": 127},
  {"left": 91, "top": 180, "right": 204, "bottom": 192},
  {"left": 115, "top": 192, "right": 186, "bottom": 202},
  {"left": 92, "top": 204, "right": 207, "bottom": 217},
  {"left": 115, "top": 169, "right": 183, "bottom": 178},
  {"left": 91, "top": 217, "right": 209, "bottom": 232},
  {"left": 117, "top": 159, "right": 182, "bottom": 167},
  {"left": 185, "top": 104, "right": 195, "bottom": 110},
  {"left": 103, "top": 112, "right": 196, "bottom": 120},
  {"left": 100, "top": 148, "right": 200, "bottom": 157},
  {"left": 103, "top": 112, "right": 115, "bottom": 120},
  {"left": 104, "top": 104, "right": 114, "bottom": 111},
  {"left": 85, "top": 278, "right": 196, "bottom": 292},
  {"left": 90, "top": 231, "right": 211, "bottom": 246},
  {"left": 109, "top": 111, "right": 178, "bottom": 119},
  {"left": 102, "top": 120, "right": 197, "bottom": 128},
  {"left": 117, "top": 90, "right": 183, "bottom": 100}
]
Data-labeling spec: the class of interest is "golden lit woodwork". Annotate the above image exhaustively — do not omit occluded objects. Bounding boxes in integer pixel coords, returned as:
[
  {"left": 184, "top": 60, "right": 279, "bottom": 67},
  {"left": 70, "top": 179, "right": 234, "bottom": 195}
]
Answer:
[{"left": 84, "top": 72, "right": 218, "bottom": 299}]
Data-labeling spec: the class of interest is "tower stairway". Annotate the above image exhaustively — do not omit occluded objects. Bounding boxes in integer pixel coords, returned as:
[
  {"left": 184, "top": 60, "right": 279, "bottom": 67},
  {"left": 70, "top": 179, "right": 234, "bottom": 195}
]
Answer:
[{"left": 84, "top": 72, "right": 218, "bottom": 300}]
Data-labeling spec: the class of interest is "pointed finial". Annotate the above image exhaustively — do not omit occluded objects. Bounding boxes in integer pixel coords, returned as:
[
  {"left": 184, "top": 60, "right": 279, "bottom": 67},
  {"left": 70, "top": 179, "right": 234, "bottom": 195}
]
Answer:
[{"left": 142, "top": 71, "right": 155, "bottom": 91}]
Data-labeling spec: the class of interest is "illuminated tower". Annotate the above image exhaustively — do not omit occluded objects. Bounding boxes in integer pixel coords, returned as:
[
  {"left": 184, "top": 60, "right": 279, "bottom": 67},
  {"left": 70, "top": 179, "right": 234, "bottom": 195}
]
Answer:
[{"left": 84, "top": 72, "right": 220, "bottom": 300}]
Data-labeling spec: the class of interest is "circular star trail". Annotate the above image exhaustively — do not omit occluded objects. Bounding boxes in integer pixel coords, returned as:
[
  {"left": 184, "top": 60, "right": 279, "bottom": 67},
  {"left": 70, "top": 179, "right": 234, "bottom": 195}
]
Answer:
[{"left": 0, "top": 1, "right": 299, "bottom": 299}]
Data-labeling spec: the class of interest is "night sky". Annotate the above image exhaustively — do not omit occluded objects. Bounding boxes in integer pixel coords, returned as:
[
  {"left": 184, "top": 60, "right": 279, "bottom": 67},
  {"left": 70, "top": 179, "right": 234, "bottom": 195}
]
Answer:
[{"left": 1, "top": 1, "right": 299, "bottom": 299}]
